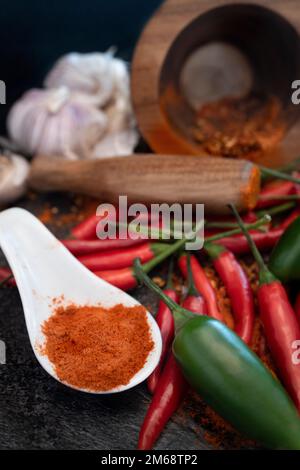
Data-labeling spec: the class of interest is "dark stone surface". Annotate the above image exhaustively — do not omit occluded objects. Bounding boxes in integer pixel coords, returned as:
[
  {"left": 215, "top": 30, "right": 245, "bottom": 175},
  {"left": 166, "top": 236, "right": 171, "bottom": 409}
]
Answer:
[{"left": 0, "top": 192, "right": 209, "bottom": 450}]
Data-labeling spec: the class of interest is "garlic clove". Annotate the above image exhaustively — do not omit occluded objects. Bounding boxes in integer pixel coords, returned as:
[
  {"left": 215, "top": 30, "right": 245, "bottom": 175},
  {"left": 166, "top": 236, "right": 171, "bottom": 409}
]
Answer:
[
  {"left": 0, "top": 153, "right": 29, "bottom": 205},
  {"left": 64, "top": 95, "right": 108, "bottom": 159},
  {"left": 92, "top": 128, "right": 139, "bottom": 159},
  {"left": 109, "top": 58, "right": 130, "bottom": 98},
  {"left": 44, "top": 52, "right": 117, "bottom": 107},
  {"left": 7, "top": 87, "right": 108, "bottom": 159},
  {"left": 45, "top": 86, "right": 70, "bottom": 113},
  {"left": 105, "top": 94, "right": 135, "bottom": 133}
]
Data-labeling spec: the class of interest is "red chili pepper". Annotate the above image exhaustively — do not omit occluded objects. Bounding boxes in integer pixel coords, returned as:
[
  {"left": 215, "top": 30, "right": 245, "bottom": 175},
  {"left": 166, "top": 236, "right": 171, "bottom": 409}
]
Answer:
[
  {"left": 258, "top": 283, "right": 300, "bottom": 410},
  {"left": 71, "top": 213, "right": 103, "bottom": 240},
  {"left": 71, "top": 207, "right": 123, "bottom": 240},
  {"left": 205, "top": 243, "right": 255, "bottom": 344},
  {"left": 182, "top": 294, "right": 206, "bottom": 313},
  {"left": 93, "top": 222, "right": 264, "bottom": 291},
  {"left": 178, "top": 253, "right": 223, "bottom": 322},
  {"left": 217, "top": 228, "right": 283, "bottom": 255},
  {"left": 139, "top": 258, "right": 208, "bottom": 448},
  {"left": 147, "top": 260, "right": 177, "bottom": 394},
  {"left": 93, "top": 233, "right": 199, "bottom": 291},
  {"left": 217, "top": 207, "right": 300, "bottom": 255},
  {"left": 94, "top": 267, "right": 138, "bottom": 291},
  {"left": 232, "top": 204, "right": 300, "bottom": 411},
  {"left": 0, "top": 268, "right": 16, "bottom": 286},
  {"left": 294, "top": 293, "right": 300, "bottom": 324},
  {"left": 138, "top": 352, "right": 188, "bottom": 450},
  {"left": 243, "top": 211, "right": 258, "bottom": 223},
  {"left": 78, "top": 243, "right": 163, "bottom": 271},
  {"left": 255, "top": 180, "right": 295, "bottom": 210},
  {"left": 134, "top": 212, "right": 162, "bottom": 228},
  {"left": 72, "top": 210, "right": 162, "bottom": 241},
  {"left": 292, "top": 171, "right": 300, "bottom": 199},
  {"left": 61, "top": 237, "right": 145, "bottom": 256},
  {"left": 182, "top": 252, "right": 207, "bottom": 315},
  {"left": 148, "top": 253, "right": 207, "bottom": 397},
  {"left": 278, "top": 208, "right": 300, "bottom": 230}
]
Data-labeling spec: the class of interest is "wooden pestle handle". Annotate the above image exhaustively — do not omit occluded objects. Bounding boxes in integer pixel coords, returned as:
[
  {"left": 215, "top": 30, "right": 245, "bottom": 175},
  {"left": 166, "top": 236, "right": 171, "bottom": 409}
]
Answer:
[{"left": 29, "top": 154, "right": 261, "bottom": 214}]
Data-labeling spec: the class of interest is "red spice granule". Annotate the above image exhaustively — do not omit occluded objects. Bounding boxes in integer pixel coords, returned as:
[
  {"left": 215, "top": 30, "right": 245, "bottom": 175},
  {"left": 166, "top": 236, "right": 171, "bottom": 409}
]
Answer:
[
  {"left": 193, "top": 95, "right": 285, "bottom": 160},
  {"left": 38, "top": 196, "right": 99, "bottom": 228},
  {"left": 42, "top": 303, "right": 154, "bottom": 391}
]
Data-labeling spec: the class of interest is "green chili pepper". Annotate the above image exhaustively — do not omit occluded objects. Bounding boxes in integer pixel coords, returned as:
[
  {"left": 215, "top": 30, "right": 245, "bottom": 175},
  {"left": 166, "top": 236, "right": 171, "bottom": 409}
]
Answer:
[
  {"left": 269, "top": 216, "right": 300, "bottom": 282},
  {"left": 133, "top": 258, "right": 300, "bottom": 450}
]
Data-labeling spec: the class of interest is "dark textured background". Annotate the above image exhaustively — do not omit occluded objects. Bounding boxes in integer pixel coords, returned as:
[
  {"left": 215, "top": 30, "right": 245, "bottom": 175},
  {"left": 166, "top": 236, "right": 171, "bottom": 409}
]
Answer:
[
  {"left": 0, "top": 0, "right": 163, "bottom": 132},
  {"left": 0, "top": 0, "right": 211, "bottom": 450}
]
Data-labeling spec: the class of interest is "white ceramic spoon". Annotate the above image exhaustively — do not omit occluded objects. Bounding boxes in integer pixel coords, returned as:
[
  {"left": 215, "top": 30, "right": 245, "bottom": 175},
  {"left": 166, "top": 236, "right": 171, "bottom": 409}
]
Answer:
[{"left": 0, "top": 207, "right": 162, "bottom": 394}]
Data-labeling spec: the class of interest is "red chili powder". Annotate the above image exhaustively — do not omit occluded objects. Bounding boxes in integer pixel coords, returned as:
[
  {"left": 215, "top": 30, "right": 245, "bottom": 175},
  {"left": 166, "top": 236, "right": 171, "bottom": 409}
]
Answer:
[{"left": 41, "top": 303, "right": 154, "bottom": 391}]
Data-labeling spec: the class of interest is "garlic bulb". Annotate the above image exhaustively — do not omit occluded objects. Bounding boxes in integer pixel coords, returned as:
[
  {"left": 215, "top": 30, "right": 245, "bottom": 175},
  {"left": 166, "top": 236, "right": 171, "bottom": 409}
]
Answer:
[
  {"left": 0, "top": 153, "right": 29, "bottom": 204},
  {"left": 92, "top": 129, "right": 139, "bottom": 158},
  {"left": 44, "top": 51, "right": 139, "bottom": 157},
  {"left": 44, "top": 50, "right": 126, "bottom": 107},
  {"left": 7, "top": 87, "right": 107, "bottom": 159},
  {"left": 93, "top": 93, "right": 138, "bottom": 158}
]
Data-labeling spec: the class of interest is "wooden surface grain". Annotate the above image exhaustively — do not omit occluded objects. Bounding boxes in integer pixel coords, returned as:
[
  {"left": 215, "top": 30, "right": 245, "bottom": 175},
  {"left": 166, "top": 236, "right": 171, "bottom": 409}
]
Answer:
[{"left": 29, "top": 154, "right": 260, "bottom": 214}]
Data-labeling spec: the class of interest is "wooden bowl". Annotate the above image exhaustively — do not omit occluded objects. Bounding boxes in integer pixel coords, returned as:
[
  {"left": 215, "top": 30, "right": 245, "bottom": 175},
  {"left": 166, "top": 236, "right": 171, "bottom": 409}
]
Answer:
[{"left": 132, "top": 0, "right": 300, "bottom": 167}]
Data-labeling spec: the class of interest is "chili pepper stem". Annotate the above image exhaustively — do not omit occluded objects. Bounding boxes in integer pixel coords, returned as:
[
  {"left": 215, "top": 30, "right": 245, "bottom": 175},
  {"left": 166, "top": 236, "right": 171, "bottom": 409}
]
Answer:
[
  {"left": 143, "top": 220, "right": 204, "bottom": 273},
  {"left": 205, "top": 215, "right": 271, "bottom": 244},
  {"left": 255, "top": 202, "right": 295, "bottom": 218},
  {"left": 205, "top": 220, "right": 262, "bottom": 229},
  {"left": 142, "top": 216, "right": 270, "bottom": 274},
  {"left": 117, "top": 216, "right": 270, "bottom": 243},
  {"left": 150, "top": 243, "right": 171, "bottom": 256},
  {"left": 205, "top": 242, "right": 226, "bottom": 259},
  {"left": 205, "top": 221, "right": 242, "bottom": 229},
  {"left": 258, "top": 194, "right": 300, "bottom": 201},
  {"left": 117, "top": 221, "right": 182, "bottom": 240},
  {"left": 134, "top": 259, "right": 195, "bottom": 331},
  {"left": 274, "top": 156, "right": 300, "bottom": 176},
  {"left": 259, "top": 166, "right": 300, "bottom": 185},
  {"left": 229, "top": 204, "right": 276, "bottom": 285}
]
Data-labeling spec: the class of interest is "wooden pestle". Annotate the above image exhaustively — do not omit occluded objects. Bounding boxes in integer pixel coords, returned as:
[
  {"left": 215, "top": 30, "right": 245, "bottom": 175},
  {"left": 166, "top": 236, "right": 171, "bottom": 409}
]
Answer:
[{"left": 29, "top": 154, "right": 261, "bottom": 214}]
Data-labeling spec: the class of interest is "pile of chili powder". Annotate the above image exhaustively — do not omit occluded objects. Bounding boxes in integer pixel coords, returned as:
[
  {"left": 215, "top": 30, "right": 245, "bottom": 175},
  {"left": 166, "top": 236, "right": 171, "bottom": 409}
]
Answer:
[
  {"left": 193, "top": 94, "right": 285, "bottom": 160},
  {"left": 42, "top": 303, "right": 154, "bottom": 391}
]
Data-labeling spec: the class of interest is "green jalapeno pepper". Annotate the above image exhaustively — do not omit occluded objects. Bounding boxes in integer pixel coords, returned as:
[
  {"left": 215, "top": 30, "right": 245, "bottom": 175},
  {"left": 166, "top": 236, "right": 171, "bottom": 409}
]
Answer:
[
  {"left": 134, "top": 258, "right": 300, "bottom": 450},
  {"left": 269, "top": 216, "right": 300, "bottom": 282}
]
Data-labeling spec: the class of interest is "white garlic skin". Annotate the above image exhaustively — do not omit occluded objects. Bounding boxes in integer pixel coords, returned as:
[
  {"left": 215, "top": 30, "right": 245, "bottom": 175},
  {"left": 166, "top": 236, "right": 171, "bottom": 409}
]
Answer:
[
  {"left": 44, "top": 51, "right": 126, "bottom": 108},
  {"left": 44, "top": 51, "right": 139, "bottom": 157},
  {"left": 93, "top": 79, "right": 139, "bottom": 158},
  {"left": 92, "top": 129, "right": 139, "bottom": 158},
  {"left": 7, "top": 87, "right": 107, "bottom": 159},
  {"left": 0, "top": 153, "right": 29, "bottom": 204}
]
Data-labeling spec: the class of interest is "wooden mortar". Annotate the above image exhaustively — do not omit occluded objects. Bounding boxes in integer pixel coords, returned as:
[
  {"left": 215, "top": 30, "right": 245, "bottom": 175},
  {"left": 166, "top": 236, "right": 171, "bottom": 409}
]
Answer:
[{"left": 131, "top": 0, "right": 300, "bottom": 167}]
